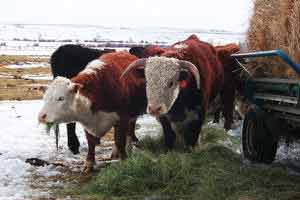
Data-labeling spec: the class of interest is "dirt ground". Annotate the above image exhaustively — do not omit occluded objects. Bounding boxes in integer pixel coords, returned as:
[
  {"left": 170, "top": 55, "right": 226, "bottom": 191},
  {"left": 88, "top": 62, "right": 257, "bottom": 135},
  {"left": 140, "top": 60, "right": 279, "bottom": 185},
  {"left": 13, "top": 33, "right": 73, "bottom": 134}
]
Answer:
[{"left": 0, "top": 55, "right": 51, "bottom": 100}]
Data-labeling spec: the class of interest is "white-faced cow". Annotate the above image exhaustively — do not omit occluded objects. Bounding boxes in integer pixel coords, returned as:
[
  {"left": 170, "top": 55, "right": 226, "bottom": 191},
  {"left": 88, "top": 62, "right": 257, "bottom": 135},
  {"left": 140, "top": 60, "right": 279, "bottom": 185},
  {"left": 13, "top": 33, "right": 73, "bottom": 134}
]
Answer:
[
  {"left": 122, "top": 35, "right": 224, "bottom": 148},
  {"left": 39, "top": 51, "right": 147, "bottom": 173},
  {"left": 50, "top": 44, "right": 142, "bottom": 154}
]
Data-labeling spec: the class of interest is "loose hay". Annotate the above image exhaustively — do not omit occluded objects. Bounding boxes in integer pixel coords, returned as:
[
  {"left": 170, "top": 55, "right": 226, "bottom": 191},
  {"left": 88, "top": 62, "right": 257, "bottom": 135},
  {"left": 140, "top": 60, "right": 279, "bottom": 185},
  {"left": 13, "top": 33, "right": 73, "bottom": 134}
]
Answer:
[{"left": 247, "top": 0, "right": 300, "bottom": 78}]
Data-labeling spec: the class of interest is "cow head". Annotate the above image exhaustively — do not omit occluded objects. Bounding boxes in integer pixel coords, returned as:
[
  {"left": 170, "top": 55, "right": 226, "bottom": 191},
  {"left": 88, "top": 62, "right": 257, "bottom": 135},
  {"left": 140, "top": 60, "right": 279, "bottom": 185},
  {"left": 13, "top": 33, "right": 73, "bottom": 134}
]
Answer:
[
  {"left": 38, "top": 77, "right": 83, "bottom": 126},
  {"left": 121, "top": 57, "right": 200, "bottom": 116}
]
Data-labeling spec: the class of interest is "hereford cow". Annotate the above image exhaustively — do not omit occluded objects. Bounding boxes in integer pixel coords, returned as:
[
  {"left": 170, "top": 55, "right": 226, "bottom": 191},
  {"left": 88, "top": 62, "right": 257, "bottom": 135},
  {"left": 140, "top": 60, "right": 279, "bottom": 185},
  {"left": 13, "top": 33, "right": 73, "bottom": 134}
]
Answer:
[
  {"left": 213, "top": 43, "right": 241, "bottom": 129},
  {"left": 131, "top": 43, "right": 242, "bottom": 130},
  {"left": 50, "top": 44, "right": 115, "bottom": 154},
  {"left": 39, "top": 51, "right": 147, "bottom": 173},
  {"left": 50, "top": 44, "right": 141, "bottom": 154},
  {"left": 122, "top": 35, "right": 224, "bottom": 148}
]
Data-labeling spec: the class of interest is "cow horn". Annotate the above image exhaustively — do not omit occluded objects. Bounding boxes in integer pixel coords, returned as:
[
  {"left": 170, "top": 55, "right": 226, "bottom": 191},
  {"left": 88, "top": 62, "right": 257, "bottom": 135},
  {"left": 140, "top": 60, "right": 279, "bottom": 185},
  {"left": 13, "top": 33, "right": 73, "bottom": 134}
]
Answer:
[
  {"left": 121, "top": 58, "right": 147, "bottom": 79},
  {"left": 179, "top": 60, "right": 200, "bottom": 89}
]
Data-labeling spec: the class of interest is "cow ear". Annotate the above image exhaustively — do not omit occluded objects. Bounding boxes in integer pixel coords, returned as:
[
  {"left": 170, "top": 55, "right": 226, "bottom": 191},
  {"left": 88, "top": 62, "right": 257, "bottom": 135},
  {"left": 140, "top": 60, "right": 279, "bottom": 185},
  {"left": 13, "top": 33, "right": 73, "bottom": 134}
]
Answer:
[
  {"left": 68, "top": 82, "right": 83, "bottom": 93},
  {"left": 179, "top": 70, "right": 189, "bottom": 89}
]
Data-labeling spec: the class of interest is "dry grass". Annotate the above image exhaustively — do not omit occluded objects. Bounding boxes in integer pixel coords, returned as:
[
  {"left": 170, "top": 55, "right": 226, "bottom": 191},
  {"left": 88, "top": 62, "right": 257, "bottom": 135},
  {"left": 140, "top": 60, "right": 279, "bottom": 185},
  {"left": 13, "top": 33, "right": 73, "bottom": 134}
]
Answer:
[
  {"left": 0, "top": 55, "right": 49, "bottom": 66},
  {"left": 0, "top": 58, "right": 51, "bottom": 100},
  {"left": 247, "top": 0, "right": 300, "bottom": 78}
]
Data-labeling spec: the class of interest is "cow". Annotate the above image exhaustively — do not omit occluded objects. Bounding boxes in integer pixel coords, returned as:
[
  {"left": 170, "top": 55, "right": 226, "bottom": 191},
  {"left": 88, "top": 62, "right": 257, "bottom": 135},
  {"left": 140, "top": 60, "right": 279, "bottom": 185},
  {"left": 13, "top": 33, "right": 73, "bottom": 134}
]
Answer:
[
  {"left": 39, "top": 51, "right": 147, "bottom": 173},
  {"left": 213, "top": 43, "right": 241, "bottom": 130},
  {"left": 130, "top": 43, "right": 242, "bottom": 130},
  {"left": 50, "top": 44, "right": 141, "bottom": 154},
  {"left": 121, "top": 35, "right": 224, "bottom": 148}
]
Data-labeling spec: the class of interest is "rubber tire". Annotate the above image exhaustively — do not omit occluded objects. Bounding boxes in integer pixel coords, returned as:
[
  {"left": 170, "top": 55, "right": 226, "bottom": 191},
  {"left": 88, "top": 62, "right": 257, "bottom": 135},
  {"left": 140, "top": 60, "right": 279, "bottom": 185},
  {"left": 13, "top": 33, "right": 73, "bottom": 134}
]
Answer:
[{"left": 242, "top": 108, "right": 278, "bottom": 163}]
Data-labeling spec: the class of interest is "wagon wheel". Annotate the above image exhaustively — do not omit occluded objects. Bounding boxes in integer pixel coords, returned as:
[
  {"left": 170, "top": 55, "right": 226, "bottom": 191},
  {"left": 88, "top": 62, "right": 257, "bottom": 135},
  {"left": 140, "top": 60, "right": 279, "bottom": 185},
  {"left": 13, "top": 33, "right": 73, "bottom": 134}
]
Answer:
[{"left": 242, "top": 107, "right": 278, "bottom": 163}]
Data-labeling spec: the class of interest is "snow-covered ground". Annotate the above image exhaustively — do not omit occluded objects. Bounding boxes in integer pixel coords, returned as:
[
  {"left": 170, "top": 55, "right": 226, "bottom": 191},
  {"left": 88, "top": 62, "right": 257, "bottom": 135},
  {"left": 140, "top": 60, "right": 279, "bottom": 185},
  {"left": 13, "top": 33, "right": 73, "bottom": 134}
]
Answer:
[
  {"left": 0, "top": 100, "right": 161, "bottom": 200},
  {"left": 1, "top": 100, "right": 300, "bottom": 199},
  {"left": 0, "top": 24, "right": 245, "bottom": 56}
]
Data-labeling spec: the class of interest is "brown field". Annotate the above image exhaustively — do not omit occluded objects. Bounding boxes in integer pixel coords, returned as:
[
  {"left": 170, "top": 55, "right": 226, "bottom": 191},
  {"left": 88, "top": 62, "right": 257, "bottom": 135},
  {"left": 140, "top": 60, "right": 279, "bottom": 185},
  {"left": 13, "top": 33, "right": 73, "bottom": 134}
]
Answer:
[
  {"left": 0, "top": 56, "right": 51, "bottom": 100},
  {"left": 0, "top": 55, "right": 49, "bottom": 66}
]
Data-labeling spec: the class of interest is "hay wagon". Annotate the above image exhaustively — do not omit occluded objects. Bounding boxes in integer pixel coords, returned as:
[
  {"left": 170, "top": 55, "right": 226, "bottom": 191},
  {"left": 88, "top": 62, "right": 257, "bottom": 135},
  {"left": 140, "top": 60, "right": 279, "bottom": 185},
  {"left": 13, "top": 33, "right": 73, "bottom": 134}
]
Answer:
[{"left": 231, "top": 50, "right": 300, "bottom": 163}]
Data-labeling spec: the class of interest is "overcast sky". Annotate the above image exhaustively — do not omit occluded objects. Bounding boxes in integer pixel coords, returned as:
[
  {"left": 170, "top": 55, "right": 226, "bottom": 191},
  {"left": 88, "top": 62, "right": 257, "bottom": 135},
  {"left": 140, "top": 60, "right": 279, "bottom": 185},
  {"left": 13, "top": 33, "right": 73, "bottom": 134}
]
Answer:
[{"left": 1, "top": 0, "right": 253, "bottom": 31}]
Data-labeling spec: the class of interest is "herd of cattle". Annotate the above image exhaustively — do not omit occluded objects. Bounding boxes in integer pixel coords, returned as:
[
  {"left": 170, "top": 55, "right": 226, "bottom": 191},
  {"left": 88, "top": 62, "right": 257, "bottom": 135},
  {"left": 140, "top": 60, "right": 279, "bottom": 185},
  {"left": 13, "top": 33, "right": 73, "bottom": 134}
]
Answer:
[{"left": 38, "top": 34, "right": 243, "bottom": 173}]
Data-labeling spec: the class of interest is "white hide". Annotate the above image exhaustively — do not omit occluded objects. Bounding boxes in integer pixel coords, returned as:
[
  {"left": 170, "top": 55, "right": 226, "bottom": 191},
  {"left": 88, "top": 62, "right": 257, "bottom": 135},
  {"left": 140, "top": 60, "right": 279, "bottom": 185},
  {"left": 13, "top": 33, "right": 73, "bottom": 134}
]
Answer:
[
  {"left": 145, "top": 57, "right": 181, "bottom": 115},
  {"left": 81, "top": 59, "right": 106, "bottom": 75}
]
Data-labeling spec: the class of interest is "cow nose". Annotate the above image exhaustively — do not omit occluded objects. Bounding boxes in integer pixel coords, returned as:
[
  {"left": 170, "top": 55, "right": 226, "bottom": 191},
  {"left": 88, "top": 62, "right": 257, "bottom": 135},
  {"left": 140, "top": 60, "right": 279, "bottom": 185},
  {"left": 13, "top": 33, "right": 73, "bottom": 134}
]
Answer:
[
  {"left": 148, "top": 104, "right": 162, "bottom": 116},
  {"left": 38, "top": 113, "right": 47, "bottom": 123}
]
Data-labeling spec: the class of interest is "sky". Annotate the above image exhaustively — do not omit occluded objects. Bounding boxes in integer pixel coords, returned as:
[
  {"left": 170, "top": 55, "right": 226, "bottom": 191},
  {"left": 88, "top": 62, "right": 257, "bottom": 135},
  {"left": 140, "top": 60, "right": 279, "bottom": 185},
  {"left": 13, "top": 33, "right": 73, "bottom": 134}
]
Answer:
[{"left": 0, "top": 0, "right": 253, "bottom": 31}]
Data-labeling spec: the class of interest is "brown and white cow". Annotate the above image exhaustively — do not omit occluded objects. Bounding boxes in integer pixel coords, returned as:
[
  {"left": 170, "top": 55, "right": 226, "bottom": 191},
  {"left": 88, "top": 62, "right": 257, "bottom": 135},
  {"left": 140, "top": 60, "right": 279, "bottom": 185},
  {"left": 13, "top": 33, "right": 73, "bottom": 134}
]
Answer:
[
  {"left": 39, "top": 52, "right": 147, "bottom": 173},
  {"left": 128, "top": 41, "right": 242, "bottom": 130},
  {"left": 122, "top": 35, "right": 224, "bottom": 148}
]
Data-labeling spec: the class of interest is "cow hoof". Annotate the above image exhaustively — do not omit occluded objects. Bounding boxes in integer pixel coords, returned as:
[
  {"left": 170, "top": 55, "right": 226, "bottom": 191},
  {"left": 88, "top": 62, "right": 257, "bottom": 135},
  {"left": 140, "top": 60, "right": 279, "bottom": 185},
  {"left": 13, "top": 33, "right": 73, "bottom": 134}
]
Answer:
[{"left": 82, "top": 160, "right": 95, "bottom": 174}]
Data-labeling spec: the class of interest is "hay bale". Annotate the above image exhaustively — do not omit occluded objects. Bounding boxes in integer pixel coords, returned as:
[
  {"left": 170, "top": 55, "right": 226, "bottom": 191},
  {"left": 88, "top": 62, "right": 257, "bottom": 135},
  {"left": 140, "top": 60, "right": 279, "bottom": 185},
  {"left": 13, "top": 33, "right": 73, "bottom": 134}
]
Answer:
[{"left": 246, "top": 0, "right": 300, "bottom": 78}]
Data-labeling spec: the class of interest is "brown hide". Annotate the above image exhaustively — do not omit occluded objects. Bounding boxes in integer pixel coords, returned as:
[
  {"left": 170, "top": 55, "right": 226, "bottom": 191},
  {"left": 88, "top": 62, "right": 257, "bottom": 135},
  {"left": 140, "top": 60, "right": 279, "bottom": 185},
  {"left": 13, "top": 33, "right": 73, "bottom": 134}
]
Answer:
[
  {"left": 215, "top": 43, "right": 241, "bottom": 129},
  {"left": 143, "top": 35, "right": 224, "bottom": 111},
  {"left": 71, "top": 51, "right": 146, "bottom": 116}
]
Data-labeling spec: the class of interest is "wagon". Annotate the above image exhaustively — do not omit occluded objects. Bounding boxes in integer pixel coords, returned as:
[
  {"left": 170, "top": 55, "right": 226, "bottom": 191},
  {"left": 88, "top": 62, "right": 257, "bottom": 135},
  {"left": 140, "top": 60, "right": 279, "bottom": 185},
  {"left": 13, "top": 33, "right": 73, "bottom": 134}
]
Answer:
[{"left": 231, "top": 50, "right": 300, "bottom": 163}]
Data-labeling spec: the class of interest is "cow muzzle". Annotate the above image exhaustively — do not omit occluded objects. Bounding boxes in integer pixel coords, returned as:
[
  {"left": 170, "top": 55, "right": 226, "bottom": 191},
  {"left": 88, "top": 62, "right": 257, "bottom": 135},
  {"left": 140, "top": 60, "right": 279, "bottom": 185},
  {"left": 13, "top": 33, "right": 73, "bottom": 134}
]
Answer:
[
  {"left": 38, "top": 113, "right": 47, "bottom": 124},
  {"left": 147, "top": 103, "right": 167, "bottom": 116}
]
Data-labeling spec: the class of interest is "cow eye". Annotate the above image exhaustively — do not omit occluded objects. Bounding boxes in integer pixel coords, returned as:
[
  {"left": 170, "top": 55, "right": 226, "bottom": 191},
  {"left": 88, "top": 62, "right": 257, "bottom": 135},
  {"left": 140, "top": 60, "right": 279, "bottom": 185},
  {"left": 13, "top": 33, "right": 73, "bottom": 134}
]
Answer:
[
  {"left": 168, "top": 81, "right": 174, "bottom": 88},
  {"left": 57, "top": 97, "right": 65, "bottom": 101}
]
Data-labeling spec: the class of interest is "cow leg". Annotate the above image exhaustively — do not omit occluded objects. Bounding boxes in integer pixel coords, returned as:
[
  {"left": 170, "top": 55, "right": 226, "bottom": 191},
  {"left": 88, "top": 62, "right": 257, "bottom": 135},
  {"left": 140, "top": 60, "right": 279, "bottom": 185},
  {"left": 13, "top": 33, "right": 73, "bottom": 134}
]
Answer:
[
  {"left": 212, "top": 95, "right": 222, "bottom": 124},
  {"left": 127, "top": 119, "right": 139, "bottom": 144},
  {"left": 213, "top": 109, "right": 221, "bottom": 123},
  {"left": 111, "top": 117, "right": 129, "bottom": 160},
  {"left": 66, "top": 123, "right": 80, "bottom": 154},
  {"left": 221, "top": 88, "right": 235, "bottom": 130},
  {"left": 184, "top": 111, "right": 205, "bottom": 147},
  {"left": 83, "top": 131, "right": 100, "bottom": 173},
  {"left": 158, "top": 116, "right": 176, "bottom": 149}
]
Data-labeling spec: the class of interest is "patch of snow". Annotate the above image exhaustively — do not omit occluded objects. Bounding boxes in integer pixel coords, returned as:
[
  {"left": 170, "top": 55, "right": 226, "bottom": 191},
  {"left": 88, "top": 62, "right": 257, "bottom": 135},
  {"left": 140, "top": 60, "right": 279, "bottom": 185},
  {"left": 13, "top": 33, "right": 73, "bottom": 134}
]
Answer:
[
  {"left": 21, "top": 74, "right": 52, "bottom": 80},
  {"left": 0, "top": 74, "right": 14, "bottom": 79},
  {"left": 35, "top": 165, "right": 62, "bottom": 177},
  {"left": 5, "top": 63, "right": 49, "bottom": 69},
  {"left": 136, "top": 115, "right": 162, "bottom": 139}
]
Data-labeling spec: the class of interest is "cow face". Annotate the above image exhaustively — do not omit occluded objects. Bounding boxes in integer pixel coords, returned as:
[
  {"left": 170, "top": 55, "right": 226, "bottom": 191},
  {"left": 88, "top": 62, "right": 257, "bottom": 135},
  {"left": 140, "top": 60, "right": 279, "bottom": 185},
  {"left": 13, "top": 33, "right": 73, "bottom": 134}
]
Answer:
[
  {"left": 38, "top": 77, "right": 82, "bottom": 125},
  {"left": 145, "top": 57, "right": 185, "bottom": 116}
]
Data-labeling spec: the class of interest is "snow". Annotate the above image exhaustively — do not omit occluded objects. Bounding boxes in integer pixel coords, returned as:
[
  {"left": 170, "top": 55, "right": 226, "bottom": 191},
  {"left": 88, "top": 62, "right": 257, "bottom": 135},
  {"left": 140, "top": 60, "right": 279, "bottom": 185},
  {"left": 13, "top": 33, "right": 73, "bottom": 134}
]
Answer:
[
  {"left": 4, "top": 63, "right": 49, "bottom": 69},
  {"left": 0, "top": 24, "right": 245, "bottom": 56},
  {"left": 0, "top": 100, "right": 162, "bottom": 199},
  {"left": 1, "top": 99, "right": 300, "bottom": 199},
  {"left": 0, "top": 100, "right": 87, "bottom": 199},
  {"left": 21, "top": 74, "right": 52, "bottom": 80}
]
